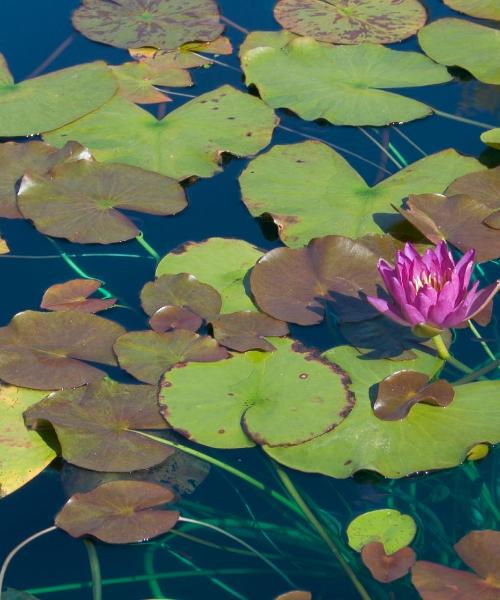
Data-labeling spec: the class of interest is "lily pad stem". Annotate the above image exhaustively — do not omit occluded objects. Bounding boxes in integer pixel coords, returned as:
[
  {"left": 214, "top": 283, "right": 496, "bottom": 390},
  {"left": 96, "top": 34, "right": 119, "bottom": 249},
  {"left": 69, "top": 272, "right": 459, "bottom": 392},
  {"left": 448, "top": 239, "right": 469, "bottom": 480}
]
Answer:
[
  {"left": 431, "top": 334, "right": 473, "bottom": 375},
  {"left": 432, "top": 109, "right": 495, "bottom": 130},
  {"left": 467, "top": 320, "right": 499, "bottom": 366},
  {"left": 136, "top": 232, "right": 160, "bottom": 262},
  {"left": 83, "top": 539, "right": 102, "bottom": 600}
]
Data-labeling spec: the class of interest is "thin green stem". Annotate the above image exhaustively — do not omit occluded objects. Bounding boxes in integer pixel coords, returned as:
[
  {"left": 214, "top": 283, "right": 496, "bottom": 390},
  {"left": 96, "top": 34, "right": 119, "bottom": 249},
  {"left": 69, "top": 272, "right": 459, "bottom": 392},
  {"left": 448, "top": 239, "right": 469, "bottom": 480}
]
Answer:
[
  {"left": 463, "top": 463, "right": 500, "bottom": 524},
  {"left": 431, "top": 334, "right": 473, "bottom": 374},
  {"left": 432, "top": 109, "right": 495, "bottom": 129},
  {"left": 388, "top": 142, "right": 408, "bottom": 167},
  {"left": 144, "top": 546, "right": 164, "bottom": 599},
  {"left": 454, "top": 359, "right": 500, "bottom": 385},
  {"left": 358, "top": 127, "right": 404, "bottom": 169},
  {"left": 83, "top": 540, "right": 102, "bottom": 600},
  {"left": 468, "top": 320, "right": 498, "bottom": 365},
  {"left": 136, "top": 232, "right": 161, "bottom": 262}
]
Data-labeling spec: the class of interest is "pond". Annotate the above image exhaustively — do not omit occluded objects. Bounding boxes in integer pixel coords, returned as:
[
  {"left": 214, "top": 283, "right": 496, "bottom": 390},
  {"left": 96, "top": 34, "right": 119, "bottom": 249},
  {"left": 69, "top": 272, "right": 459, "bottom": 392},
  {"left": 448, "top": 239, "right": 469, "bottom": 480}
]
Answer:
[{"left": 0, "top": 0, "right": 499, "bottom": 599}]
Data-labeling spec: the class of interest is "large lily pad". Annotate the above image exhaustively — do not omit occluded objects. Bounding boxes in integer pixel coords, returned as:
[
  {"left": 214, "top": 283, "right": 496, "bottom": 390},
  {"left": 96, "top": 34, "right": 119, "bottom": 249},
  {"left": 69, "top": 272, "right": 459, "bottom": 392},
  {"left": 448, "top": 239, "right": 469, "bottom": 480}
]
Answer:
[
  {"left": 0, "top": 310, "right": 125, "bottom": 390},
  {"left": 156, "top": 238, "right": 263, "bottom": 313},
  {"left": 72, "top": 0, "right": 224, "bottom": 51},
  {"left": 347, "top": 509, "right": 416, "bottom": 554},
  {"left": 18, "top": 158, "right": 186, "bottom": 244},
  {"left": 446, "top": 165, "right": 500, "bottom": 207},
  {"left": 44, "top": 86, "right": 278, "bottom": 180},
  {"left": 266, "top": 346, "right": 500, "bottom": 478},
  {"left": 240, "top": 32, "right": 451, "bottom": 126},
  {"left": 274, "top": 0, "right": 427, "bottom": 45},
  {"left": 481, "top": 128, "right": 500, "bottom": 150},
  {"left": 0, "top": 57, "right": 117, "bottom": 137},
  {"left": 55, "top": 480, "right": 179, "bottom": 544},
  {"left": 41, "top": 279, "right": 117, "bottom": 313},
  {"left": 444, "top": 0, "right": 500, "bottom": 19},
  {"left": 24, "top": 378, "right": 172, "bottom": 472},
  {"left": 160, "top": 337, "right": 354, "bottom": 449},
  {"left": 239, "top": 142, "right": 483, "bottom": 245},
  {"left": 0, "top": 383, "right": 55, "bottom": 498},
  {"left": 418, "top": 19, "right": 500, "bottom": 85}
]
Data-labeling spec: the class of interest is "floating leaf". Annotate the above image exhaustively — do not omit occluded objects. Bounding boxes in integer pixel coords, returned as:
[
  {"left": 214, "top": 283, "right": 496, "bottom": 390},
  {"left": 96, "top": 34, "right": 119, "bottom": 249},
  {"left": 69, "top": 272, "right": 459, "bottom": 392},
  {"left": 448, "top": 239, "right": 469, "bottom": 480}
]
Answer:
[
  {"left": 481, "top": 128, "right": 500, "bottom": 150},
  {"left": 160, "top": 338, "right": 353, "bottom": 449},
  {"left": 239, "top": 141, "right": 483, "bottom": 244},
  {"left": 241, "top": 32, "right": 450, "bottom": 126},
  {"left": 55, "top": 480, "right": 179, "bottom": 544},
  {"left": 0, "top": 58, "right": 117, "bottom": 137},
  {"left": 419, "top": 19, "right": 500, "bottom": 85},
  {"left": 444, "top": 0, "right": 500, "bottom": 19},
  {"left": 72, "top": 0, "right": 224, "bottom": 51},
  {"left": 446, "top": 166, "right": 500, "bottom": 209},
  {"left": 44, "top": 86, "right": 278, "bottom": 180},
  {"left": 129, "top": 35, "right": 233, "bottom": 64},
  {"left": 211, "top": 312, "right": 289, "bottom": 352},
  {"left": 114, "top": 330, "right": 229, "bottom": 384},
  {"left": 18, "top": 158, "right": 186, "bottom": 244},
  {"left": 0, "top": 236, "right": 9, "bottom": 254},
  {"left": 347, "top": 509, "right": 417, "bottom": 554},
  {"left": 374, "top": 371, "right": 454, "bottom": 421},
  {"left": 362, "top": 542, "right": 416, "bottom": 583},
  {"left": 24, "top": 378, "right": 172, "bottom": 472},
  {"left": 0, "top": 311, "right": 125, "bottom": 390},
  {"left": 0, "top": 383, "right": 55, "bottom": 498},
  {"left": 156, "top": 238, "right": 263, "bottom": 313},
  {"left": 274, "top": 0, "right": 427, "bottom": 45},
  {"left": 275, "top": 593, "right": 312, "bottom": 600},
  {"left": 41, "top": 279, "right": 116, "bottom": 313},
  {"left": 150, "top": 306, "right": 203, "bottom": 333}
]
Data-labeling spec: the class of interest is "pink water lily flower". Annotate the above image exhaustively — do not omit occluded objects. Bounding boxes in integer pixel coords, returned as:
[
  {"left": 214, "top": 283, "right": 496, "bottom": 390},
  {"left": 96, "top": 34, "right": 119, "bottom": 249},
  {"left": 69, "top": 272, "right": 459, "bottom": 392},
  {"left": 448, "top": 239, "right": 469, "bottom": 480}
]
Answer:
[{"left": 367, "top": 241, "right": 500, "bottom": 332}]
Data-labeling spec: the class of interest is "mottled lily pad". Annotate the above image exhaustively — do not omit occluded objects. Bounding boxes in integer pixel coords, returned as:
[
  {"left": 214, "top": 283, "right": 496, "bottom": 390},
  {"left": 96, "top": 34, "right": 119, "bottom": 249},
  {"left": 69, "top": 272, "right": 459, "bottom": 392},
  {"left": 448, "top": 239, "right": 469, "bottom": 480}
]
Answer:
[
  {"left": 481, "top": 128, "right": 500, "bottom": 149},
  {"left": 241, "top": 32, "right": 451, "bottom": 126},
  {"left": 0, "top": 311, "right": 125, "bottom": 390},
  {"left": 274, "top": 0, "right": 427, "bottom": 45},
  {"left": 362, "top": 542, "right": 416, "bottom": 583},
  {"left": 0, "top": 57, "right": 117, "bottom": 137},
  {"left": 18, "top": 158, "right": 186, "bottom": 244},
  {"left": 0, "top": 383, "right": 55, "bottom": 498},
  {"left": 239, "top": 141, "right": 483, "bottom": 244},
  {"left": 55, "top": 480, "right": 179, "bottom": 544},
  {"left": 114, "top": 330, "right": 229, "bottom": 384},
  {"left": 347, "top": 509, "right": 416, "bottom": 554},
  {"left": 160, "top": 338, "right": 353, "bottom": 449},
  {"left": 129, "top": 36, "right": 232, "bottom": 65},
  {"left": 24, "top": 378, "right": 172, "bottom": 472},
  {"left": 156, "top": 238, "right": 263, "bottom": 313},
  {"left": 419, "top": 19, "right": 500, "bottom": 84},
  {"left": 41, "top": 279, "right": 116, "bottom": 313},
  {"left": 150, "top": 306, "right": 203, "bottom": 333},
  {"left": 444, "top": 0, "right": 500, "bottom": 19},
  {"left": 44, "top": 86, "right": 278, "bottom": 180},
  {"left": 211, "top": 312, "right": 289, "bottom": 352}
]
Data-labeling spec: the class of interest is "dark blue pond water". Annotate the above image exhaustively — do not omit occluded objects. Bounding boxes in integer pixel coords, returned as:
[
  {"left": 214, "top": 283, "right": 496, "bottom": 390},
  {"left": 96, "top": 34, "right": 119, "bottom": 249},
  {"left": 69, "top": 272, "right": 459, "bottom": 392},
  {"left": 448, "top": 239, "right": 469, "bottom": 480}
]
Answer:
[{"left": 0, "top": 1, "right": 499, "bottom": 599}]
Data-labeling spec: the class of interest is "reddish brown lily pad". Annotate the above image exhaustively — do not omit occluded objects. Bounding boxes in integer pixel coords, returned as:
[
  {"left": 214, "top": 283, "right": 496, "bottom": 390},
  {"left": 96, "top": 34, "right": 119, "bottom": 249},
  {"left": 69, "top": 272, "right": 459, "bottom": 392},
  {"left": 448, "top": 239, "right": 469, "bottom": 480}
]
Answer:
[
  {"left": 55, "top": 480, "right": 179, "bottom": 544},
  {"left": 41, "top": 279, "right": 116, "bottom": 313},
  {"left": 149, "top": 305, "right": 203, "bottom": 333},
  {"left": 24, "top": 378, "right": 172, "bottom": 472},
  {"left": 0, "top": 310, "right": 125, "bottom": 390},
  {"left": 362, "top": 542, "right": 416, "bottom": 583},
  {"left": 211, "top": 311, "right": 289, "bottom": 352},
  {"left": 275, "top": 592, "right": 312, "bottom": 600},
  {"left": 17, "top": 158, "right": 187, "bottom": 244},
  {"left": 446, "top": 166, "right": 500, "bottom": 210},
  {"left": 114, "top": 330, "right": 229, "bottom": 384}
]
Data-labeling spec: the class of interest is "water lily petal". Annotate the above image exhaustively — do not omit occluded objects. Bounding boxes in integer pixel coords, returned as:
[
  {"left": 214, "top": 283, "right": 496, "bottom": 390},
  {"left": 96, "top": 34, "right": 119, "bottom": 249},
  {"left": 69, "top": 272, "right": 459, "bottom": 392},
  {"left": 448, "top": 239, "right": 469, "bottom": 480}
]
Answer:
[
  {"left": 463, "top": 280, "right": 500, "bottom": 323},
  {"left": 366, "top": 296, "right": 409, "bottom": 326}
]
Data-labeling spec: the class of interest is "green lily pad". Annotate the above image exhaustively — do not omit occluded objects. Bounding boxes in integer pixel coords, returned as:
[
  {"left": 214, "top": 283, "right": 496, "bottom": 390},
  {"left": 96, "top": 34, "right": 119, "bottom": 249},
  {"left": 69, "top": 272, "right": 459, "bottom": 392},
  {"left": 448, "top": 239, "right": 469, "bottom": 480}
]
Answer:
[
  {"left": 18, "top": 158, "right": 186, "bottom": 244},
  {"left": 55, "top": 480, "right": 179, "bottom": 544},
  {"left": 44, "top": 86, "right": 278, "bottom": 180},
  {"left": 418, "top": 19, "right": 500, "bottom": 84},
  {"left": 156, "top": 238, "right": 263, "bottom": 313},
  {"left": 240, "top": 32, "right": 451, "bottom": 126},
  {"left": 265, "top": 346, "right": 500, "bottom": 478},
  {"left": 0, "top": 383, "right": 55, "bottom": 498},
  {"left": 361, "top": 543, "right": 416, "bottom": 583},
  {"left": 41, "top": 279, "right": 117, "bottom": 313},
  {"left": 0, "top": 310, "right": 125, "bottom": 390},
  {"left": 211, "top": 312, "right": 289, "bottom": 352},
  {"left": 239, "top": 141, "right": 483, "bottom": 244},
  {"left": 72, "top": 0, "right": 224, "bottom": 51},
  {"left": 444, "top": 0, "right": 500, "bottom": 20},
  {"left": 481, "top": 128, "right": 500, "bottom": 149},
  {"left": 114, "top": 330, "right": 229, "bottom": 384},
  {"left": 274, "top": 0, "right": 427, "bottom": 45},
  {"left": 0, "top": 57, "right": 117, "bottom": 137},
  {"left": 160, "top": 337, "right": 354, "bottom": 449},
  {"left": 347, "top": 509, "right": 417, "bottom": 554},
  {"left": 24, "top": 378, "right": 172, "bottom": 472}
]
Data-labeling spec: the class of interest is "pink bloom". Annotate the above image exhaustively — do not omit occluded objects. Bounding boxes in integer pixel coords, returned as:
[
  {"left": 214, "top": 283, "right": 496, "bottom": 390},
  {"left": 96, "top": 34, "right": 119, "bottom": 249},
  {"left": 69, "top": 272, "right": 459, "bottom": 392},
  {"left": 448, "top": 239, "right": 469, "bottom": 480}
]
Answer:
[{"left": 367, "top": 242, "right": 500, "bottom": 331}]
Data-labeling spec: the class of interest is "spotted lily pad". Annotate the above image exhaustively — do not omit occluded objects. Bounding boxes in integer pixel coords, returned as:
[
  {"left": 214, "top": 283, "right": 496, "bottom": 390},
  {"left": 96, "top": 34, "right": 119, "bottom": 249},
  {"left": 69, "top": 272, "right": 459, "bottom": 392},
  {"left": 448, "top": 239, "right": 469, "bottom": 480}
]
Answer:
[
  {"left": 419, "top": 19, "right": 500, "bottom": 84},
  {"left": 114, "top": 330, "right": 229, "bottom": 384},
  {"left": 444, "top": 0, "right": 500, "bottom": 19},
  {"left": 18, "top": 158, "right": 187, "bottom": 244},
  {"left": 160, "top": 337, "right": 354, "bottom": 449},
  {"left": 0, "top": 311, "right": 125, "bottom": 390},
  {"left": 0, "top": 383, "right": 55, "bottom": 498},
  {"left": 41, "top": 279, "right": 116, "bottom": 313},
  {"left": 347, "top": 509, "right": 416, "bottom": 554},
  {"left": 241, "top": 32, "right": 451, "bottom": 126},
  {"left": 0, "top": 57, "right": 117, "bottom": 137},
  {"left": 24, "top": 378, "right": 172, "bottom": 472},
  {"left": 44, "top": 86, "right": 278, "bottom": 180},
  {"left": 156, "top": 238, "right": 263, "bottom": 313},
  {"left": 55, "top": 480, "right": 179, "bottom": 544},
  {"left": 362, "top": 542, "right": 416, "bottom": 583},
  {"left": 239, "top": 141, "right": 483, "bottom": 244},
  {"left": 211, "top": 312, "right": 289, "bottom": 352},
  {"left": 481, "top": 128, "right": 500, "bottom": 150},
  {"left": 274, "top": 0, "right": 427, "bottom": 45}
]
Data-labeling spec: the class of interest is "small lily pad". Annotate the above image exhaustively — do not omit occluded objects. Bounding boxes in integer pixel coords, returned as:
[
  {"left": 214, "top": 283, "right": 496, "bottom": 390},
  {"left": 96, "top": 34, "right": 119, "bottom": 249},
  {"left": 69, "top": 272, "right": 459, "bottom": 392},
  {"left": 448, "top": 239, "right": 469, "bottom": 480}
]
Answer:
[
  {"left": 24, "top": 378, "right": 172, "bottom": 472},
  {"left": 347, "top": 509, "right": 417, "bottom": 554},
  {"left": 274, "top": 0, "right": 427, "bottom": 45},
  {"left": 362, "top": 542, "right": 416, "bottom": 583},
  {"left": 150, "top": 306, "right": 203, "bottom": 333},
  {"left": 55, "top": 480, "right": 179, "bottom": 544},
  {"left": 41, "top": 279, "right": 116, "bottom": 313},
  {"left": 275, "top": 593, "right": 312, "bottom": 600},
  {"left": 0, "top": 310, "right": 125, "bottom": 390},
  {"left": 481, "top": 128, "right": 500, "bottom": 150},
  {"left": 444, "top": 0, "right": 500, "bottom": 19},
  {"left": 129, "top": 35, "right": 232, "bottom": 65},
  {"left": 211, "top": 312, "right": 289, "bottom": 352}
]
